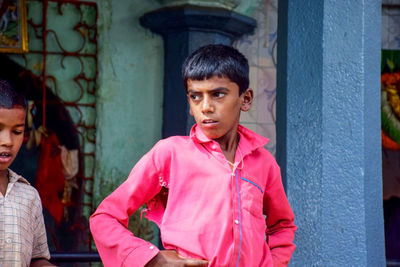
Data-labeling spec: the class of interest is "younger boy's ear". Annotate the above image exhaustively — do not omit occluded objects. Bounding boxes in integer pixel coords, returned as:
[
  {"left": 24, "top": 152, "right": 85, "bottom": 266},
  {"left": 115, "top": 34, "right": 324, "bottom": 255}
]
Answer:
[{"left": 241, "top": 88, "right": 253, "bottom": 112}]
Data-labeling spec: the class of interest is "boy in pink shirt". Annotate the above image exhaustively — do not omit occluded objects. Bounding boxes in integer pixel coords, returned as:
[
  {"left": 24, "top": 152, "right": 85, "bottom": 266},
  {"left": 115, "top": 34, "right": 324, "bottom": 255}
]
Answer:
[{"left": 90, "top": 44, "right": 296, "bottom": 267}]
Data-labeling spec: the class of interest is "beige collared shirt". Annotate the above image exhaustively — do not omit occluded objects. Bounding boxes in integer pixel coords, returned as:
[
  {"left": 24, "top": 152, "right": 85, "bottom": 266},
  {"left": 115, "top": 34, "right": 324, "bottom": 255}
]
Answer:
[{"left": 0, "top": 169, "right": 50, "bottom": 267}]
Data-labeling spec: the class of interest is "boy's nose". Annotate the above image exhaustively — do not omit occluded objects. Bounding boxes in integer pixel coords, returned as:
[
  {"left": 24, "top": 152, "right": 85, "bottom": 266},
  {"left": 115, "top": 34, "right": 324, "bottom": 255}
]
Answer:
[
  {"left": 0, "top": 132, "right": 12, "bottom": 147},
  {"left": 201, "top": 98, "right": 214, "bottom": 113}
]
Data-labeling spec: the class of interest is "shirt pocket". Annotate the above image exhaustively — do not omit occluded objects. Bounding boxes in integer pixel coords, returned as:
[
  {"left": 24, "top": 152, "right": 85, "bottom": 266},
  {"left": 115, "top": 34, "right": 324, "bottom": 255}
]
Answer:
[{"left": 239, "top": 176, "right": 265, "bottom": 230}]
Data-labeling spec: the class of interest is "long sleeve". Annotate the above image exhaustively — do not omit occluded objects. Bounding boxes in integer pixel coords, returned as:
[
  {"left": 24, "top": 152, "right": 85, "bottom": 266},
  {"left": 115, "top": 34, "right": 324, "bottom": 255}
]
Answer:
[
  {"left": 89, "top": 147, "right": 164, "bottom": 267},
  {"left": 263, "top": 162, "right": 296, "bottom": 267}
]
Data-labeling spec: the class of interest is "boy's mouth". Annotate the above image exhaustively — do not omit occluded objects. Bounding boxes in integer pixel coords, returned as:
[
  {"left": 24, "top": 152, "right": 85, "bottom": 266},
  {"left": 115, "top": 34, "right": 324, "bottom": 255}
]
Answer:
[
  {"left": 0, "top": 152, "right": 12, "bottom": 163},
  {"left": 202, "top": 119, "right": 217, "bottom": 124}
]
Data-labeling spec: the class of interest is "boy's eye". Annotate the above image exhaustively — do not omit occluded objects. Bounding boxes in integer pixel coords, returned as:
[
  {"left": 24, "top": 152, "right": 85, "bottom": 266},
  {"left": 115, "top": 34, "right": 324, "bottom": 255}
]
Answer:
[
  {"left": 214, "top": 92, "right": 226, "bottom": 98},
  {"left": 190, "top": 94, "right": 200, "bottom": 101},
  {"left": 13, "top": 130, "right": 23, "bottom": 135}
]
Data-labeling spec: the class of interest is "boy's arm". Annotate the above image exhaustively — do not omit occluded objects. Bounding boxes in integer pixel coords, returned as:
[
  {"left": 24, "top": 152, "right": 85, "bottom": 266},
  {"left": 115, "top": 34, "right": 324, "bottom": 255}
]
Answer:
[
  {"left": 90, "top": 150, "right": 164, "bottom": 267},
  {"left": 263, "top": 163, "right": 297, "bottom": 267},
  {"left": 30, "top": 259, "right": 56, "bottom": 267}
]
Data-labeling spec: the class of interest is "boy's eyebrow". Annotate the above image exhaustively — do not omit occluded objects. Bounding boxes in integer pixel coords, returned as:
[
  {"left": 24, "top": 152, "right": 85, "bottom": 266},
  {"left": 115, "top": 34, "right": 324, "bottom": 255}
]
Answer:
[
  {"left": 188, "top": 87, "right": 230, "bottom": 93},
  {"left": 211, "top": 87, "right": 230, "bottom": 91},
  {"left": 14, "top": 123, "right": 25, "bottom": 127}
]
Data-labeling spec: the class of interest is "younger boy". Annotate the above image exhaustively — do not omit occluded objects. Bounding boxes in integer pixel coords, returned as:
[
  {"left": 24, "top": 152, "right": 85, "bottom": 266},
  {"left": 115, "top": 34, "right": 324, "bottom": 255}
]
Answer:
[
  {"left": 90, "top": 44, "right": 296, "bottom": 266},
  {"left": 0, "top": 78, "right": 54, "bottom": 267}
]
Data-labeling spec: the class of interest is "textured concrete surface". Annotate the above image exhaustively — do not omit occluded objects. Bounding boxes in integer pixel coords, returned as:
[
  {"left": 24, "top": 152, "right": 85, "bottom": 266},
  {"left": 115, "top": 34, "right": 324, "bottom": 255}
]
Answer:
[{"left": 277, "top": 0, "right": 385, "bottom": 266}]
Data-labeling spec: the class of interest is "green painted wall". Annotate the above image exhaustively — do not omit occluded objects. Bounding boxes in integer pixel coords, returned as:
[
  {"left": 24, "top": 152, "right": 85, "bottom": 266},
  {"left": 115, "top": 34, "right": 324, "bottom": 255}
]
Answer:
[
  {"left": 234, "top": 0, "right": 264, "bottom": 16},
  {"left": 93, "top": 0, "right": 164, "bottom": 206}
]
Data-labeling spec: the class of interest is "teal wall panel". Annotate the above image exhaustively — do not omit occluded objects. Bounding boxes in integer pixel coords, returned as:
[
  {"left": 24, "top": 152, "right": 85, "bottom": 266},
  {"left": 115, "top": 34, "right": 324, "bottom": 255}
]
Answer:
[{"left": 93, "top": 0, "right": 164, "bottom": 205}]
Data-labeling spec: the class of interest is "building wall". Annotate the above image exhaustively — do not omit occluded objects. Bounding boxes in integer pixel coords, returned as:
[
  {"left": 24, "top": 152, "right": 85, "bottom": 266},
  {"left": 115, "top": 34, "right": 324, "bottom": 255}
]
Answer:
[{"left": 93, "top": 0, "right": 164, "bottom": 205}]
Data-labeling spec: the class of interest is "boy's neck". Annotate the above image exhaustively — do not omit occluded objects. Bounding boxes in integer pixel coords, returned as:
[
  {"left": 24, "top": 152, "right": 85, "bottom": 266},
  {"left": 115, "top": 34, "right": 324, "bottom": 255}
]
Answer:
[
  {"left": 215, "top": 132, "right": 239, "bottom": 164},
  {"left": 0, "top": 169, "right": 9, "bottom": 196}
]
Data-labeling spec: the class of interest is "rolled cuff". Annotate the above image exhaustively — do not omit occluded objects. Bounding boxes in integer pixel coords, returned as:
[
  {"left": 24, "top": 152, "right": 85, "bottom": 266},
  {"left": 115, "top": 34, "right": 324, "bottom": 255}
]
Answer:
[{"left": 122, "top": 243, "right": 160, "bottom": 267}]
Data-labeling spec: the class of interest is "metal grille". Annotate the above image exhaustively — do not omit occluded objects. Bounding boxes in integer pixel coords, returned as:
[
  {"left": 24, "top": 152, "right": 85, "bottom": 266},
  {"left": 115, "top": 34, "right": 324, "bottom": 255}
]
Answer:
[{"left": 24, "top": 0, "right": 98, "bottom": 250}]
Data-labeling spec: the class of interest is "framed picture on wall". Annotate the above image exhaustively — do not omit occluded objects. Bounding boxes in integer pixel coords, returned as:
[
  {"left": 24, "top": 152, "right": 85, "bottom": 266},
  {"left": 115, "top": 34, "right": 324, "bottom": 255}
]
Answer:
[{"left": 0, "top": 0, "right": 28, "bottom": 53}]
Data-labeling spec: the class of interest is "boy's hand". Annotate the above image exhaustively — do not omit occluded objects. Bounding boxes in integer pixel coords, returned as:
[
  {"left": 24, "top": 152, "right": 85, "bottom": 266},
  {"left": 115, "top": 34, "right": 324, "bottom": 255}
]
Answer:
[
  {"left": 30, "top": 259, "right": 57, "bottom": 267},
  {"left": 146, "top": 250, "right": 208, "bottom": 267}
]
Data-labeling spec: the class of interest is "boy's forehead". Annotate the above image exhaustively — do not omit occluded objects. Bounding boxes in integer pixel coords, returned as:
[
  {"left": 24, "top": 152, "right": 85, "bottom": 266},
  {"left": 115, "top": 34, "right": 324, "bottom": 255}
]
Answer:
[
  {"left": 12, "top": 104, "right": 26, "bottom": 110},
  {"left": 0, "top": 108, "right": 26, "bottom": 127},
  {"left": 0, "top": 106, "right": 27, "bottom": 118},
  {"left": 187, "top": 74, "right": 231, "bottom": 83},
  {"left": 0, "top": 105, "right": 26, "bottom": 111},
  {"left": 187, "top": 76, "right": 239, "bottom": 91}
]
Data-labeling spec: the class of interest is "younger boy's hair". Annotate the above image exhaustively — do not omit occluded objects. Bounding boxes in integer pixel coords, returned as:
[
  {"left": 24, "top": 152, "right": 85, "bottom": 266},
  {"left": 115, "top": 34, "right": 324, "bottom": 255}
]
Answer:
[
  {"left": 0, "top": 78, "right": 27, "bottom": 110},
  {"left": 182, "top": 44, "right": 249, "bottom": 95}
]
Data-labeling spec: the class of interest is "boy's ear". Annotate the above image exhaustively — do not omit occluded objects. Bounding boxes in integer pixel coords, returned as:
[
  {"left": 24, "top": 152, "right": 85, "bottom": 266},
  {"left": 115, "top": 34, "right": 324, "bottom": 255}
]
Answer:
[{"left": 241, "top": 88, "right": 253, "bottom": 112}]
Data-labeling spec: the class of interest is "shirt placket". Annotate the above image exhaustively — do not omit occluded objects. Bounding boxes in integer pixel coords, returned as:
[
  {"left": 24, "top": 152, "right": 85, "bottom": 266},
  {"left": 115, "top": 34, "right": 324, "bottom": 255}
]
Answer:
[
  {"left": 204, "top": 141, "right": 244, "bottom": 267},
  {"left": 230, "top": 166, "right": 242, "bottom": 267}
]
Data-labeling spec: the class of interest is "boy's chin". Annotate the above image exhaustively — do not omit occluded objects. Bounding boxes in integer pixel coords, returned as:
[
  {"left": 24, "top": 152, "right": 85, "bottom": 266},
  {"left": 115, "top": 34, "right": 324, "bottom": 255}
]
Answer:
[
  {"left": 197, "top": 126, "right": 218, "bottom": 139},
  {"left": 199, "top": 126, "right": 232, "bottom": 141},
  {"left": 0, "top": 158, "right": 15, "bottom": 172},
  {"left": 203, "top": 131, "right": 223, "bottom": 140}
]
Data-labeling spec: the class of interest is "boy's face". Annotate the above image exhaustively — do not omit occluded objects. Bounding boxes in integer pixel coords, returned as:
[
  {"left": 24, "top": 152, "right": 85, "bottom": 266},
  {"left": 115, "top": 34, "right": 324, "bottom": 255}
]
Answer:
[
  {"left": 0, "top": 107, "right": 26, "bottom": 172},
  {"left": 187, "top": 75, "right": 253, "bottom": 141}
]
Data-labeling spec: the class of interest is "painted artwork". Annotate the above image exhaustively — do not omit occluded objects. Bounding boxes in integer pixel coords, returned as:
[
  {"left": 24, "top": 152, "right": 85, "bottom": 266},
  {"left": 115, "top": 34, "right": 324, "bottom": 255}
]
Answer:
[
  {"left": 0, "top": 0, "right": 28, "bottom": 53},
  {"left": 381, "top": 49, "right": 400, "bottom": 261},
  {"left": 381, "top": 50, "right": 400, "bottom": 152}
]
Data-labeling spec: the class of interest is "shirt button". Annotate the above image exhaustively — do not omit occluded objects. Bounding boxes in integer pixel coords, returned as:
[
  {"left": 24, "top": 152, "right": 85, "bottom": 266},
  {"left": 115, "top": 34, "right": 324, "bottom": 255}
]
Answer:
[
  {"left": 149, "top": 245, "right": 155, "bottom": 250},
  {"left": 234, "top": 219, "right": 239, "bottom": 225},
  {"left": 6, "top": 238, "right": 12, "bottom": 244}
]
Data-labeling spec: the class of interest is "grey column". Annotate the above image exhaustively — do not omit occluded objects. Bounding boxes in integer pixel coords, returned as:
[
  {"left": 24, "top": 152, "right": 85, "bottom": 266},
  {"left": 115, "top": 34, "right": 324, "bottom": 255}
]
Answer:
[
  {"left": 277, "top": 0, "right": 385, "bottom": 266},
  {"left": 140, "top": 5, "right": 256, "bottom": 137}
]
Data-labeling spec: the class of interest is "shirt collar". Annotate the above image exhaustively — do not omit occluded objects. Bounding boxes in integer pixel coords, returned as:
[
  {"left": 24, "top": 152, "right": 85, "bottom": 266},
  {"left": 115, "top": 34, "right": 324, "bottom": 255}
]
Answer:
[
  {"left": 8, "top": 169, "right": 30, "bottom": 185},
  {"left": 190, "top": 124, "right": 269, "bottom": 154}
]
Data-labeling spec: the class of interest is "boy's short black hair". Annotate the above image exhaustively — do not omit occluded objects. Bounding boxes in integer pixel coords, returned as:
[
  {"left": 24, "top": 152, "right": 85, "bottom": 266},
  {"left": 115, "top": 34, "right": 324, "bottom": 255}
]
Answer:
[
  {"left": 182, "top": 44, "right": 249, "bottom": 95},
  {"left": 0, "top": 78, "right": 27, "bottom": 110}
]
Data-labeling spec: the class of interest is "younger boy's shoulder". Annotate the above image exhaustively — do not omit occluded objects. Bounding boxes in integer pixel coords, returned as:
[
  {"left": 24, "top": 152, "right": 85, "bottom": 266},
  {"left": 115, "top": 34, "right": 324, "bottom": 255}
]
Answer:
[
  {"left": 8, "top": 169, "right": 40, "bottom": 199},
  {"left": 8, "top": 169, "right": 30, "bottom": 185}
]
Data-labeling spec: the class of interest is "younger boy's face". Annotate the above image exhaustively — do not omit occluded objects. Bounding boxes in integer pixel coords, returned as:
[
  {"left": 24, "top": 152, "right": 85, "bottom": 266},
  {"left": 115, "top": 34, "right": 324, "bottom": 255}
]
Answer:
[
  {"left": 187, "top": 75, "right": 253, "bottom": 141},
  {"left": 0, "top": 107, "right": 26, "bottom": 172}
]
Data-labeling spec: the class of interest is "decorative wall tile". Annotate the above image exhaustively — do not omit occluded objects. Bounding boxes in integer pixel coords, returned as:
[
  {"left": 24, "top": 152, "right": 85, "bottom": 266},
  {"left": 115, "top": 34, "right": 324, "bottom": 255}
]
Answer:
[
  {"left": 235, "top": 0, "right": 278, "bottom": 155},
  {"left": 382, "top": 5, "right": 400, "bottom": 50}
]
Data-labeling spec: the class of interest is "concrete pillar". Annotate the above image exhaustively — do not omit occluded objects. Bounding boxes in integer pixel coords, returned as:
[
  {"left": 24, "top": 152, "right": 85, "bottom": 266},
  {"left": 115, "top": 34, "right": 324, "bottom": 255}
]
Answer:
[
  {"left": 277, "top": 1, "right": 385, "bottom": 266},
  {"left": 140, "top": 5, "right": 256, "bottom": 137}
]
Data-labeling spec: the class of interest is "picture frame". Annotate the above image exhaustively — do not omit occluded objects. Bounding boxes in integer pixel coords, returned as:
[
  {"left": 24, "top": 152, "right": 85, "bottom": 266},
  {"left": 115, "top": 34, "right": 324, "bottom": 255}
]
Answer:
[{"left": 0, "top": 0, "right": 28, "bottom": 53}]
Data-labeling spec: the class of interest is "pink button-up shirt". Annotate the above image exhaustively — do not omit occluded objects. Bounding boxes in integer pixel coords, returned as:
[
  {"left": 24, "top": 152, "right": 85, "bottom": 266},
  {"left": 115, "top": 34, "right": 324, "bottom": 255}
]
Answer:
[{"left": 90, "top": 125, "right": 296, "bottom": 267}]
